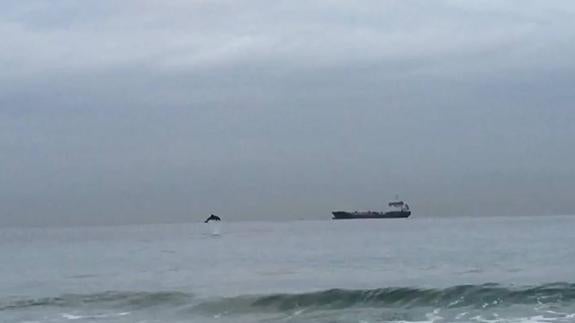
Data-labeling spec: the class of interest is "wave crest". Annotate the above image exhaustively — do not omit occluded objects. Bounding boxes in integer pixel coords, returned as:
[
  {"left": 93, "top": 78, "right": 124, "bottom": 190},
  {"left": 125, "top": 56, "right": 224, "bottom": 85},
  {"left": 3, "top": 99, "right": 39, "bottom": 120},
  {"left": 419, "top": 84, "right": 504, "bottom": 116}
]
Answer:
[
  {"left": 193, "top": 283, "right": 575, "bottom": 314},
  {"left": 0, "top": 291, "right": 192, "bottom": 311},
  {"left": 3, "top": 283, "right": 575, "bottom": 314}
]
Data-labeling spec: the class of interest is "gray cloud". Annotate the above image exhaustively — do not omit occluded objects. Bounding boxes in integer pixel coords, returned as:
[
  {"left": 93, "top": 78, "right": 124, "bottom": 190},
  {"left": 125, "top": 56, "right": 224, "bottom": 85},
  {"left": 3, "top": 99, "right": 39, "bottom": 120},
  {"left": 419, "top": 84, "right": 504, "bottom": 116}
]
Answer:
[{"left": 1, "top": 1, "right": 575, "bottom": 226}]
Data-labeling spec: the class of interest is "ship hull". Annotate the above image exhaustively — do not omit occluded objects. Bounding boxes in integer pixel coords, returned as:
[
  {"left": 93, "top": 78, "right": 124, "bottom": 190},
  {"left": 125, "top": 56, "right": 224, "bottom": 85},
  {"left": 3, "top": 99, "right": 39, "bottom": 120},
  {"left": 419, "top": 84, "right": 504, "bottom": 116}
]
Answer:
[{"left": 332, "top": 211, "right": 411, "bottom": 219}]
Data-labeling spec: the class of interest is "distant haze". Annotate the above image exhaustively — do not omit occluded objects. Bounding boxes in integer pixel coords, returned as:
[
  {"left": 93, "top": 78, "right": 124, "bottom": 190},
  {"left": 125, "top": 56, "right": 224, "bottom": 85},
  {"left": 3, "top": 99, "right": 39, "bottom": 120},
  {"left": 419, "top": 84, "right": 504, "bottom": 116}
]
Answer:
[{"left": 1, "top": 1, "right": 575, "bottom": 226}]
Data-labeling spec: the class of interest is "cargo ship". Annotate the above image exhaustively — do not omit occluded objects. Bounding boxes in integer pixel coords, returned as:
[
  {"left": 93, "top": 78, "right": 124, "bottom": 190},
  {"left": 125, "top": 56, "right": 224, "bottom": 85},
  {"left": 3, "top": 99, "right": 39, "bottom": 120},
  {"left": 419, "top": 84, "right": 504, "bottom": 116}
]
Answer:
[{"left": 332, "top": 200, "right": 411, "bottom": 219}]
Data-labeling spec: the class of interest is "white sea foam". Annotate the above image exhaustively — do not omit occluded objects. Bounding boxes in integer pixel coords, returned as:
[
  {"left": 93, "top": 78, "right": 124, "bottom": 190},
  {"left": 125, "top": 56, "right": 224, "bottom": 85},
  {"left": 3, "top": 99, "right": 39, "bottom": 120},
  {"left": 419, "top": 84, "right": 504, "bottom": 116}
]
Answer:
[{"left": 61, "top": 312, "right": 130, "bottom": 320}]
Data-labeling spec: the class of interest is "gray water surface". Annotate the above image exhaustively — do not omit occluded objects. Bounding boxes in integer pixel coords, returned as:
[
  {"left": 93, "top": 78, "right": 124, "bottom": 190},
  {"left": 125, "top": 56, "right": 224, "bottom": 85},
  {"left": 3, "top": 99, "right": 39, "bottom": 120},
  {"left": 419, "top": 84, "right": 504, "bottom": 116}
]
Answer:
[{"left": 1, "top": 215, "right": 574, "bottom": 322}]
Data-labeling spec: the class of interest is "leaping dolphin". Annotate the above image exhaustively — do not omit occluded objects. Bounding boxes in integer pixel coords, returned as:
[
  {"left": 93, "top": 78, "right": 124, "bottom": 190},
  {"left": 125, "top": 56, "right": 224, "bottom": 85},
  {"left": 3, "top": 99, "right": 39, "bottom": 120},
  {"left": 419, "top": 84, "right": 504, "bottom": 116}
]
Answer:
[{"left": 204, "top": 214, "right": 221, "bottom": 223}]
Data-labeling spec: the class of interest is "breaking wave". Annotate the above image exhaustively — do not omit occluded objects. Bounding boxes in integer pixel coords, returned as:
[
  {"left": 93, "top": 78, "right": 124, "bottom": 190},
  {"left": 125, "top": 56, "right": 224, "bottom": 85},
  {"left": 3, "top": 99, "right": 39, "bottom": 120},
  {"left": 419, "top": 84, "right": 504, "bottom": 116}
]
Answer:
[
  {"left": 3, "top": 283, "right": 575, "bottom": 312},
  {"left": 192, "top": 283, "right": 575, "bottom": 314},
  {"left": 0, "top": 291, "right": 192, "bottom": 311}
]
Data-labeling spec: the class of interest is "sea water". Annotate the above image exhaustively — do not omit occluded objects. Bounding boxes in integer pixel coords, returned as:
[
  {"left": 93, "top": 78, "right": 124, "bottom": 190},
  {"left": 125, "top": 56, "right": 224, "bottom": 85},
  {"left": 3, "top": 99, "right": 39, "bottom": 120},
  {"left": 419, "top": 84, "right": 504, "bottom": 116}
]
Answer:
[
  {"left": 208, "top": 221, "right": 222, "bottom": 236},
  {"left": 1, "top": 215, "right": 574, "bottom": 322}
]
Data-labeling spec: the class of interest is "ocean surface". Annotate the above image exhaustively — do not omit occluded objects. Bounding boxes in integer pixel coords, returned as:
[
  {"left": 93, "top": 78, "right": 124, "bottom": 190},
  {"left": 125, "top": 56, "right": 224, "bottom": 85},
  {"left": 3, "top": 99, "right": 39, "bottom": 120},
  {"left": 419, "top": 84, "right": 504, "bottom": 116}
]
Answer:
[{"left": 1, "top": 215, "right": 574, "bottom": 323}]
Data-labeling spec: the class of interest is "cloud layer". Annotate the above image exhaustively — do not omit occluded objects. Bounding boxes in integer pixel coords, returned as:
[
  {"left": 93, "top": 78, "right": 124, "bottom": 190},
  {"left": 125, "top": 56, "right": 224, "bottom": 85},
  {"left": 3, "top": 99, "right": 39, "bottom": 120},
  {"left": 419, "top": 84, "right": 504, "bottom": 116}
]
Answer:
[{"left": 1, "top": 1, "right": 575, "bottom": 225}]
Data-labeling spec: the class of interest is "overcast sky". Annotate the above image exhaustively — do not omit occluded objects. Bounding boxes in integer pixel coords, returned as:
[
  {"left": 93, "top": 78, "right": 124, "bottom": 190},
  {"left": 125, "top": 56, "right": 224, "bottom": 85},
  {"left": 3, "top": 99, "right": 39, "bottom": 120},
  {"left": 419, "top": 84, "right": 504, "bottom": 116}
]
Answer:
[{"left": 1, "top": 0, "right": 575, "bottom": 226}]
